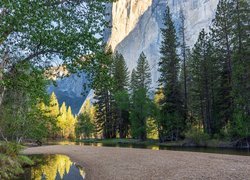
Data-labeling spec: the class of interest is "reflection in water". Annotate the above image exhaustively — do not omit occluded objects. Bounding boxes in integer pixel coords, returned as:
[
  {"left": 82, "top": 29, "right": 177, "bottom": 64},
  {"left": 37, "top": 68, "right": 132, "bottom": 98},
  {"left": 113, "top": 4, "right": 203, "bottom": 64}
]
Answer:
[
  {"left": 151, "top": 146, "right": 160, "bottom": 150},
  {"left": 76, "top": 142, "right": 250, "bottom": 156},
  {"left": 21, "top": 155, "right": 85, "bottom": 180},
  {"left": 44, "top": 141, "right": 250, "bottom": 156}
]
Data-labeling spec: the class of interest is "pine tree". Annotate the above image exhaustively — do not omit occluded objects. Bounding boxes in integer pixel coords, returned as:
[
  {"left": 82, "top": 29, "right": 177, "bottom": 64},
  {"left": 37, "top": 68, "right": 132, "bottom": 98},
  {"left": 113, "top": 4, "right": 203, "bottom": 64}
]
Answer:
[
  {"left": 179, "top": 8, "right": 188, "bottom": 123},
  {"left": 49, "top": 92, "right": 60, "bottom": 118},
  {"left": 189, "top": 29, "right": 220, "bottom": 134},
  {"left": 113, "top": 52, "right": 130, "bottom": 138},
  {"left": 158, "top": 6, "right": 185, "bottom": 142},
  {"left": 48, "top": 92, "right": 60, "bottom": 138},
  {"left": 58, "top": 102, "right": 67, "bottom": 138},
  {"left": 77, "top": 99, "right": 96, "bottom": 138},
  {"left": 211, "top": 0, "right": 234, "bottom": 128},
  {"left": 80, "top": 98, "right": 95, "bottom": 120},
  {"left": 230, "top": 0, "right": 250, "bottom": 138},
  {"left": 130, "top": 69, "right": 137, "bottom": 92},
  {"left": 76, "top": 113, "right": 95, "bottom": 139},
  {"left": 66, "top": 106, "right": 76, "bottom": 139},
  {"left": 130, "top": 52, "right": 152, "bottom": 141},
  {"left": 93, "top": 47, "right": 116, "bottom": 139},
  {"left": 134, "top": 52, "right": 151, "bottom": 90},
  {"left": 113, "top": 52, "right": 129, "bottom": 91}
]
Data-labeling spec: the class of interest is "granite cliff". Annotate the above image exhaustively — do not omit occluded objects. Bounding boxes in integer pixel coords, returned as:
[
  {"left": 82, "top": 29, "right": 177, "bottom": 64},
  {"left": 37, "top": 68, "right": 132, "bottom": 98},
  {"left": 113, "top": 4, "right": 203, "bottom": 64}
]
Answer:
[{"left": 106, "top": 0, "right": 219, "bottom": 86}]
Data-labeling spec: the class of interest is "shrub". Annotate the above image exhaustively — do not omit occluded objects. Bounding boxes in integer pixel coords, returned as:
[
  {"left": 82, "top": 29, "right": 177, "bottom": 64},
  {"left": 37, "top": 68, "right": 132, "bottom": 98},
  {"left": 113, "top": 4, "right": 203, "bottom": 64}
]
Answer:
[
  {"left": 185, "top": 128, "right": 210, "bottom": 146},
  {"left": 0, "top": 142, "right": 23, "bottom": 157},
  {"left": 0, "top": 142, "right": 33, "bottom": 179}
]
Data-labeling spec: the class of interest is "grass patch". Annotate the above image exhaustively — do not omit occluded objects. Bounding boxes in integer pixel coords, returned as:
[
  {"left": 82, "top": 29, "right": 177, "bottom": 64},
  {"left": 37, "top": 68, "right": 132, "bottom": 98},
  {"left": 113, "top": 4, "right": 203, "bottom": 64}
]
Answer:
[{"left": 0, "top": 142, "right": 33, "bottom": 179}]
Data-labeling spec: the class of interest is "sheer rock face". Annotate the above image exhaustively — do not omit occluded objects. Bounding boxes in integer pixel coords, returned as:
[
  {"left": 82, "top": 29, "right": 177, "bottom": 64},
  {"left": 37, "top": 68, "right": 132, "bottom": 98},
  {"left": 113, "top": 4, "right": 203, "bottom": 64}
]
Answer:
[
  {"left": 106, "top": 0, "right": 219, "bottom": 87},
  {"left": 107, "top": 0, "right": 153, "bottom": 49}
]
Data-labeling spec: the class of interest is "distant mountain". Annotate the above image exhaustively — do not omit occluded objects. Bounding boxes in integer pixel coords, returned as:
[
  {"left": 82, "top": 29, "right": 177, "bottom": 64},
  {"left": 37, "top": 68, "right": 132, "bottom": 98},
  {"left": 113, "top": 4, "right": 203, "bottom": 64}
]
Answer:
[{"left": 47, "top": 72, "right": 90, "bottom": 115}]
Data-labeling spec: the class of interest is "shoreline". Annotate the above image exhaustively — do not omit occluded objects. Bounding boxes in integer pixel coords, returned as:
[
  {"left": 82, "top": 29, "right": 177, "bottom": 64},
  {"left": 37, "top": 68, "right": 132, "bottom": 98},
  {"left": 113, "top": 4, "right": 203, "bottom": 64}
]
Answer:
[
  {"left": 75, "top": 138, "right": 250, "bottom": 149},
  {"left": 23, "top": 145, "right": 250, "bottom": 180}
]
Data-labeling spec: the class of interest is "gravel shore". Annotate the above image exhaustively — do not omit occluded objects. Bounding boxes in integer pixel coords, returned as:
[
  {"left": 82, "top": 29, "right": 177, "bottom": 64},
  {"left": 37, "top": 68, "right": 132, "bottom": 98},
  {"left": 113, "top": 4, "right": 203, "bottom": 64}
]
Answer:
[{"left": 23, "top": 145, "right": 250, "bottom": 180}]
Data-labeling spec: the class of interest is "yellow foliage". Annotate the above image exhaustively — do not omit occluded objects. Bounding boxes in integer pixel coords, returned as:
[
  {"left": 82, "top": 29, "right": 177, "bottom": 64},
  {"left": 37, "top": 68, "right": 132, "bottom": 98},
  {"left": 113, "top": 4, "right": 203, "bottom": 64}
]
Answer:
[
  {"left": 38, "top": 92, "right": 77, "bottom": 139},
  {"left": 147, "top": 117, "right": 159, "bottom": 139},
  {"left": 154, "top": 88, "right": 164, "bottom": 106},
  {"left": 31, "top": 155, "right": 72, "bottom": 180}
]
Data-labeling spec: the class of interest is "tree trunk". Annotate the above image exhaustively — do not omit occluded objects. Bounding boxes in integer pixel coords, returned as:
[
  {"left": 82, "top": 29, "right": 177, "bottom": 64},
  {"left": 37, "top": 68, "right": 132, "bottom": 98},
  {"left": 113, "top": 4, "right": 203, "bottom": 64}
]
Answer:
[
  {"left": 0, "top": 60, "right": 4, "bottom": 103},
  {"left": 0, "top": 52, "right": 9, "bottom": 107},
  {"left": 204, "top": 62, "right": 211, "bottom": 134},
  {"left": 0, "top": 128, "right": 8, "bottom": 142}
]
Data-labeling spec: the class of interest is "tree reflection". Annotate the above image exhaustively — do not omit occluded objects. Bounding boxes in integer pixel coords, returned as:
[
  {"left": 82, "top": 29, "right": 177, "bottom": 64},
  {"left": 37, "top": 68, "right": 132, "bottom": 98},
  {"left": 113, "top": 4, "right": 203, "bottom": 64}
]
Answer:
[{"left": 25, "top": 155, "right": 85, "bottom": 180}]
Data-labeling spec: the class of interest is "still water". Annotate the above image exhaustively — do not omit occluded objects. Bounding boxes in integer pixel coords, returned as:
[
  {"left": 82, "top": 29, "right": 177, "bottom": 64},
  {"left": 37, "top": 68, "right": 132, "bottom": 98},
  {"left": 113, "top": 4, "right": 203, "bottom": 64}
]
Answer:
[
  {"left": 19, "top": 154, "right": 85, "bottom": 180},
  {"left": 45, "top": 140, "right": 250, "bottom": 156},
  {"left": 77, "top": 142, "right": 250, "bottom": 156}
]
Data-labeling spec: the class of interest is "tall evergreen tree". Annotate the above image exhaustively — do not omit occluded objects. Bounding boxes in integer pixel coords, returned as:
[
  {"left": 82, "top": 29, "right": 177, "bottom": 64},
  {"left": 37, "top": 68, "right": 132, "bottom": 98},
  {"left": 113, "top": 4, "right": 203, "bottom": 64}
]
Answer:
[
  {"left": 179, "top": 8, "right": 188, "bottom": 123},
  {"left": 93, "top": 47, "right": 116, "bottom": 139},
  {"left": 113, "top": 52, "right": 129, "bottom": 91},
  {"left": 113, "top": 52, "right": 130, "bottom": 138},
  {"left": 49, "top": 92, "right": 60, "bottom": 118},
  {"left": 130, "top": 69, "right": 137, "bottom": 92},
  {"left": 58, "top": 102, "right": 67, "bottom": 138},
  {"left": 158, "top": 6, "right": 185, "bottom": 142},
  {"left": 189, "top": 29, "right": 219, "bottom": 134},
  {"left": 230, "top": 0, "right": 250, "bottom": 138},
  {"left": 130, "top": 52, "right": 152, "bottom": 141},
  {"left": 133, "top": 52, "right": 152, "bottom": 90},
  {"left": 77, "top": 99, "right": 96, "bottom": 139},
  {"left": 48, "top": 92, "right": 60, "bottom": 138},
  {"left": 211, "top": 0, "right": 234, "bottom": 128},
  {"left": 76, "top": 113, "right": 95, "bottom": 139},
  {"left": 66, "top": 106, "right": 76, "bottom": 139}
]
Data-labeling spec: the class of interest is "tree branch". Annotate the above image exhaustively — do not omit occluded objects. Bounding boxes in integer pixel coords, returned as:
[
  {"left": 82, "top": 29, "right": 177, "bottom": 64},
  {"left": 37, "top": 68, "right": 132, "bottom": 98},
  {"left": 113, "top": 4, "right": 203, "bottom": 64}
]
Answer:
[
  {"left": 0, "top": 127, "right": 8, "bottom": 142},
  {"left": 44, "top": 0, "right": 84, "bottom": 6},
  {"left": 23, "top": 49, "right": 63, "bottom": 62}
]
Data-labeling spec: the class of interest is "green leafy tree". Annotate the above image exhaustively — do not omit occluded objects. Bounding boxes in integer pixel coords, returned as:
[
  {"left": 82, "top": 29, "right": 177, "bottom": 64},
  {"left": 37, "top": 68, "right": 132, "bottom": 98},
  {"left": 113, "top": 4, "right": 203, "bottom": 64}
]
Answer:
[
  {"left": 76, "top": 113, "right": 95, "bottom": 139},
  {"left": 0, "top": 62, "right": 53, "bottom": 143},
  {"left": 0, "top": 0, "right": 113, "bottom": 107},
  {"left": 0, "top": 0, "right": 115, "bottom": 177},
  {"left": 152, "top": 88, "right": 165, "bottom": 139}
]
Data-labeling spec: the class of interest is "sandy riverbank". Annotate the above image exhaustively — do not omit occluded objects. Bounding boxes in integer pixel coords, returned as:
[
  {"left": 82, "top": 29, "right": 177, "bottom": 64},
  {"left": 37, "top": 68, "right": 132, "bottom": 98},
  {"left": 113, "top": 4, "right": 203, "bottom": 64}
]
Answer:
[{"left": 23, "top": 145, "right": 250, "bottom": 180}]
